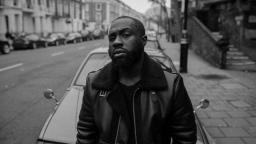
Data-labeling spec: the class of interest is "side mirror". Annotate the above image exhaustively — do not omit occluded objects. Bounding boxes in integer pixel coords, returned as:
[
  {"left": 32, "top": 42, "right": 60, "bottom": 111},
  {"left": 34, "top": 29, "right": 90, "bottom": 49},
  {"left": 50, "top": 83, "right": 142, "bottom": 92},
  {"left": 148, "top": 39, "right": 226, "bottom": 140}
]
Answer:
[
  {"left": 43, "top": 89, "right": 59, "bottom": 105},
  {"left": 196, "top": 99, "right": 210, "bottom": 110}
]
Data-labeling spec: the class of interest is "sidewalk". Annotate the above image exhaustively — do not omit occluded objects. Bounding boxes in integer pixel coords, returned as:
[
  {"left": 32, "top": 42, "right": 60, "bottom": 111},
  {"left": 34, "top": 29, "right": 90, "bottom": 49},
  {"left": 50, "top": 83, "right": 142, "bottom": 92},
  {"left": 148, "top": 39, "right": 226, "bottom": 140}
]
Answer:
[{"left": 158, "top": 38, "right": 256, "bottom": 144}]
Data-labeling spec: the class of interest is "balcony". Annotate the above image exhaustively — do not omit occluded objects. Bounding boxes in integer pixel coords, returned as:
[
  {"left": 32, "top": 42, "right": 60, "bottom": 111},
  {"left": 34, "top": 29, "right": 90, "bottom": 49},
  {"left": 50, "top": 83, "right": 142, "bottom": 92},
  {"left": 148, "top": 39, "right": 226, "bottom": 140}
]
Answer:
[{"left": 22, "top": 4, "right": 34, "bottom": 13}]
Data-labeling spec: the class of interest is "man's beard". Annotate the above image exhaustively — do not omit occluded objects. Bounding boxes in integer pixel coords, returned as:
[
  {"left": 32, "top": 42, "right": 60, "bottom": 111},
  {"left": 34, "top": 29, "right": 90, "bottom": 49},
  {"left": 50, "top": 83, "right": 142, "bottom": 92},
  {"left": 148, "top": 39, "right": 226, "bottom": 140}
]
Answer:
[{"left": 109, "top": 46, "right": 143, "bottom": 69}]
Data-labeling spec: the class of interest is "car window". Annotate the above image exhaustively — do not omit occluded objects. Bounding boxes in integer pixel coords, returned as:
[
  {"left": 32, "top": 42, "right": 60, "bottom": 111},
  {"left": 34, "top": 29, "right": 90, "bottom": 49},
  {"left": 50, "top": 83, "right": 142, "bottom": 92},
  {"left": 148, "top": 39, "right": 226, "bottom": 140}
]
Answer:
[
  {"left": 151, "top": 56, "right": 176, "bottom": 72},
  {"left": 75, "top": 53, "right": 111, "bottom": 86}
]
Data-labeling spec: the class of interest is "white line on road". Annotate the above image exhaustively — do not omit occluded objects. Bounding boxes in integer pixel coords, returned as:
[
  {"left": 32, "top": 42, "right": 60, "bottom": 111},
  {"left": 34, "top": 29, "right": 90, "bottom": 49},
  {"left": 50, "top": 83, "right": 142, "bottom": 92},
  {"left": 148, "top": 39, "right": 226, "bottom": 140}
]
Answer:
[
  {"left": 78, "top": 46, "right": 86, "bottom": 50},
  {"left": 51, "top": 51, "right": 64, "bottom": 56},
  {"left": 0, "top": 63, "right": 24, "bottom": 72}
]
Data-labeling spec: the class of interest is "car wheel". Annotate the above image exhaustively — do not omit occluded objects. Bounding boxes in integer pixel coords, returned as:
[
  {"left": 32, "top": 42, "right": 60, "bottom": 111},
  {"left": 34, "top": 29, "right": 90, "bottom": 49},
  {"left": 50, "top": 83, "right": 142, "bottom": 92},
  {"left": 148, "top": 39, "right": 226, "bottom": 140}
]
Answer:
[
  {"left": 1, "top": 44, "right": 10, "bottom": 54},
  {"left": 32, "top": 43, "right": 37, "bottom": 49}
]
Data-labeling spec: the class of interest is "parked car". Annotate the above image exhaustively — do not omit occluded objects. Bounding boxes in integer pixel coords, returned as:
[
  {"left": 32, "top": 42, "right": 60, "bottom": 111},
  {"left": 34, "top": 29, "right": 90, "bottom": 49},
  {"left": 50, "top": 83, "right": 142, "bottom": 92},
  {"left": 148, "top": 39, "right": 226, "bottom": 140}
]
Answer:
[
  {"left": 13, "top": 33, "right": 47, "bottom": 49},
  {"left": 80, "top": 30, "right": 90, "bottom": 41},
  {"left": 92, "top": 28, "right": 105, "bottom": 39},
  {"left": 44, "top": 33, "right": 66, "bottom": 46},
  {"left": 38, "top": 47, "right": 215, "bottom": 144},
  {"left": 65, "top": 32, "right": 82, "bottom": 44},
  {"left": 0, "top": 35, "right": 13, "bottom": 54}
]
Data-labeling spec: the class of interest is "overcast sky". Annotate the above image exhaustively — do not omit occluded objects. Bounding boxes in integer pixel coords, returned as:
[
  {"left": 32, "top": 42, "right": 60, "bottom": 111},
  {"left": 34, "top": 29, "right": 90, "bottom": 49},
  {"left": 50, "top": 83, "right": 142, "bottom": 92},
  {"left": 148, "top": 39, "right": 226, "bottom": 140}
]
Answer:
[
  {"left": 122, "top": 0, "right": 171, "bottom": 14},
  {"left": 122, "top": 0, "right": 152, "bottom": 13}
]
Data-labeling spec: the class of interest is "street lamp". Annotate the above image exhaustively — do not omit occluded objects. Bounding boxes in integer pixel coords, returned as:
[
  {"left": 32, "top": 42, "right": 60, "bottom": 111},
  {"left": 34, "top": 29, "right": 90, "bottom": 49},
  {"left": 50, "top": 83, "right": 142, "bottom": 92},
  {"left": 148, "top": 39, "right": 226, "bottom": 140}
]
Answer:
[{"left": 179, "top": 0, "right": 189, "bottom": 73}]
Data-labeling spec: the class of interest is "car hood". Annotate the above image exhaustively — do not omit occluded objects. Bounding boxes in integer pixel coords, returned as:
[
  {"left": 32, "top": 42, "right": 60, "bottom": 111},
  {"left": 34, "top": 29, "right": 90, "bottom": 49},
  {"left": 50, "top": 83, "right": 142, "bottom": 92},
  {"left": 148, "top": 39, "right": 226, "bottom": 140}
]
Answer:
[
  {"left": 66, "top": 36, "right": 75, "bottom": 40},
  {"left": 38, "top": 86, "right": 84, "bottom": 144}
]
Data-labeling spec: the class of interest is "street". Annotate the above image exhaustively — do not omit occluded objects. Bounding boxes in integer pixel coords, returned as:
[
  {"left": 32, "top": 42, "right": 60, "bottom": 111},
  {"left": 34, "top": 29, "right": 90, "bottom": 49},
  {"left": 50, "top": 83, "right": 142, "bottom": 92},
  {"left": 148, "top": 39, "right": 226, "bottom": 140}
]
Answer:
[
  {"left": 0, "top": 40, "right": 108, "bottom": 144},
  {"left": 0, "top": 39, "right": 158, "bottom": 144}
]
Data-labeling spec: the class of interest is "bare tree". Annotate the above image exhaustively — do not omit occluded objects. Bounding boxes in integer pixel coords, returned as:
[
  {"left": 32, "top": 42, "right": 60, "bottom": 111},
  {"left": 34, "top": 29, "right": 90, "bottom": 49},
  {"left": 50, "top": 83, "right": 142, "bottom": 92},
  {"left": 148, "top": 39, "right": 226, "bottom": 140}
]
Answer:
[{"left": 149, "top": 0, "right": 171, "bottom": 41}]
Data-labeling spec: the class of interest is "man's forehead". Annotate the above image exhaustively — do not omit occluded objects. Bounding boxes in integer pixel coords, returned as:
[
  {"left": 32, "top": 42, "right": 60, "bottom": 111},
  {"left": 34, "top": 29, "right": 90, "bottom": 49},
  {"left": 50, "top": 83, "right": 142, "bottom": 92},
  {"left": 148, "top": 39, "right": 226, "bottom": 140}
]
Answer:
[{"left": 109, "top": 18, "right": 136, "bottom": 32}]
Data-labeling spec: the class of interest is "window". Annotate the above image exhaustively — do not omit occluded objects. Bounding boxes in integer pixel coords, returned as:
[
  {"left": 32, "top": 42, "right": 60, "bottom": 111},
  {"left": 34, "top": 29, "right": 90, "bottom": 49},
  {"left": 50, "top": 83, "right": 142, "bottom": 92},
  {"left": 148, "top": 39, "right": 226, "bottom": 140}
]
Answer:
[
  {"left": 85, "top": 3, "right": 89, "bottom": 12},
  {"left": 5, "top": 15, "right": 9, "bottom": 32},
  {"left": 96, "top": 3, "right": 102, "bottom": 11},
  {"left": 15, "top": 14, "right": 19, "bottom": 32},
  {"left": 46, "top": 0, "right": 50, "bottom": 8},
  {"left": 85, "top": 13, "right": 89, "bottom": 20},
  {"left": 14, "top": 0, "right": 18, "bottom": 6},
  {"left": 26, "top": 0, "right": 32, "bottom": 9},
  {"left": 75, "top": 53, "right": 110, "bottom": 86},
  {"left": 38, "top": 0, "right": 41, "bottom": 5},
  {"left": 96, "top": 12, "right": 102, "bottom": 22}
]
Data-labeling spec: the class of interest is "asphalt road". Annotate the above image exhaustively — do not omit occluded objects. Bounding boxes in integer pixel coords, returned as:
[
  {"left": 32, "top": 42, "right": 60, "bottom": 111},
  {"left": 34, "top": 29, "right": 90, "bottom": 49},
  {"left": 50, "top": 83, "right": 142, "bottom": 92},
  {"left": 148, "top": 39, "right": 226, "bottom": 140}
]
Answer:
[{"left": 0, "top": 39, "right": 107, "bottom": 144}]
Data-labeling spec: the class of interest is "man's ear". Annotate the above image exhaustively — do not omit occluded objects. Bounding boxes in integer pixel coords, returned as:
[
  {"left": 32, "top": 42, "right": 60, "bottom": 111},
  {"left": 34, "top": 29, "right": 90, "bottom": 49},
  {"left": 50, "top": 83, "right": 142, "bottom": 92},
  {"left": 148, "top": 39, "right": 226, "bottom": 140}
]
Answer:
[{"left": 142, "top": 35, "right": 147, "bottom": 46}]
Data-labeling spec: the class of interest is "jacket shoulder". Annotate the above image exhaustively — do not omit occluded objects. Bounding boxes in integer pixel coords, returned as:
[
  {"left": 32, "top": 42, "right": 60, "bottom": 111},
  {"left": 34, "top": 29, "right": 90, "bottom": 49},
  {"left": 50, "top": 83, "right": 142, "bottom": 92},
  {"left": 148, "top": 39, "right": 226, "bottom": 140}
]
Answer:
[
  {"left": 84, "top": 70, "right": 102, "bottom": 100},
  {"left": 87, "top": 70, "right": 100, "bottom": 82}
]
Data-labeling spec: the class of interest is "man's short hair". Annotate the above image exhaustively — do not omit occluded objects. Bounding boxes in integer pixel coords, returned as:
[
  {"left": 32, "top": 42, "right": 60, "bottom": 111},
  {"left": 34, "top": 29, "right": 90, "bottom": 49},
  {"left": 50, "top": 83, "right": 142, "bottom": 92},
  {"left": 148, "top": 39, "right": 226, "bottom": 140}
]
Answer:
[{"left": 109, "top": 16, "right": 145, "bottom": 36}]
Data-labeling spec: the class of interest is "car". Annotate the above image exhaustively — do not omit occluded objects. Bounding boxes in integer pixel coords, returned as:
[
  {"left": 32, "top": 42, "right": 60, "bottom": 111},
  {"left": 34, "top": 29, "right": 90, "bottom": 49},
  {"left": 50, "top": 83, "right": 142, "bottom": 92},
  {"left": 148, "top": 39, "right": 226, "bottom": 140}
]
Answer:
[
  {"left": 92, "top": 28, "right": 105, "bottom": 40},
  {"left": 146, "top": 30, "right": 157, "bottom": 41},
  {"left": 0, "top": 34, "right": 13, "bottom": 54},
  {"left": 13, "top": 33, "right": 47, "bottom": 49},
  {"left": 43, "top": 33, "right": 66, "bottom": 46},
  {"left": 80, "top": 30, "right": 91, "bottom": 41},
  {"left": 65, "top": 32, "right": 82, "bottom": 44},
  {"left": 38, "top": 47, "right": 215, "bottom": 144}
]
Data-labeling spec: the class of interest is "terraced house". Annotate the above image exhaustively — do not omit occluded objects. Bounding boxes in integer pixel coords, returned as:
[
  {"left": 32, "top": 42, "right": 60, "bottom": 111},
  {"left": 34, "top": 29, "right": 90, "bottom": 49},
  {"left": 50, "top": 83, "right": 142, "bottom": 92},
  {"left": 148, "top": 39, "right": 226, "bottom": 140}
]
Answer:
[{"left": 0, "top": 0, "right": 145, "bottom": 37}]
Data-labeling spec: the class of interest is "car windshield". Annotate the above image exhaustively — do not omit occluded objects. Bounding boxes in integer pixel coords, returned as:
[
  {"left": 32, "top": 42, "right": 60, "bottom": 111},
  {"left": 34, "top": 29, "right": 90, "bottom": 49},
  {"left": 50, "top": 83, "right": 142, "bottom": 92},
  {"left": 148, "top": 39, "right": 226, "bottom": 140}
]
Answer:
[
  {"left": 74, "top": 53, "right": 173, "bottom": 86},
  {"left": 75, "top": 53, "right": 111, "bottom": 86}
]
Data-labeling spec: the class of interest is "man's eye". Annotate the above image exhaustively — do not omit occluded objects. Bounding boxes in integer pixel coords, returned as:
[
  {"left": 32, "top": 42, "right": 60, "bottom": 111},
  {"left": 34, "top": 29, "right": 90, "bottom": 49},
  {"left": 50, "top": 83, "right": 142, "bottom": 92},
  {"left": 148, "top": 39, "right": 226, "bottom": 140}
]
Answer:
[
  {"left": 121, "top": 33, "right": 130, "bottom": 38},
  {"left": 109, "top": 35, "right": 116, "bottom": 41}
]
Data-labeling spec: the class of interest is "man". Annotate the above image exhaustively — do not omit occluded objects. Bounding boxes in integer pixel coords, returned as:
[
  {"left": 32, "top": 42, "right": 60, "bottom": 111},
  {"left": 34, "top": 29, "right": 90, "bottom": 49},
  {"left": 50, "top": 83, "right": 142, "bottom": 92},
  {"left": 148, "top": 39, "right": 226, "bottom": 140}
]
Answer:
[{"left": 76, "top": 16, "right": 197, "bottom": 144}]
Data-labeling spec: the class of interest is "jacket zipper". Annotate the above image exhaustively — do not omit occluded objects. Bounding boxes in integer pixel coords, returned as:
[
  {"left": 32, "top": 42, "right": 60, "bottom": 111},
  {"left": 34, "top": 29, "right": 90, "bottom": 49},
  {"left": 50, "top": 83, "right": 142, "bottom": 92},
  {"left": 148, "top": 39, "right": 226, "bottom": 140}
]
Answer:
[
  {"left": 132, "top": 88, "right": 140, "bottom": 144},
  {"left": 115, "top": 116, "right": 121, "bottom": 144}
]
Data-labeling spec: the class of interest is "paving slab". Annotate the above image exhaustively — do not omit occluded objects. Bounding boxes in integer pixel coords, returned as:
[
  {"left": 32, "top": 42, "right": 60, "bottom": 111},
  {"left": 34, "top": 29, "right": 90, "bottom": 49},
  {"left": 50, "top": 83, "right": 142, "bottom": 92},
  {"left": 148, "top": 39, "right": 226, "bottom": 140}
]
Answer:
[
  {"left": 247, "top": 118, "right": 256, "bottom": 126},
  {"left": 242, "top": 138, "right": 256, "bottom": 144},
  {"left": 207, "top": 111, "right": 230, "bottom": 118},
  {"left": 206, "top": 127, "right": 225, "bottom": 137},
  {"left": 220, "top": 127, "right": 250, "bottom": 137},
  {"left": 201, "top": 118, "right": 228, "bottom": 127},
  {"left": 244, "top": 127, "right": 256, "bottom": 136},
  {"left": 228, "top": 111, "right": 251, "bottom": 118},
  {"left": 158, "top": 38, "right": 256, "bottom": 144},
  {"left": 215, "top": 138, "right": 245, "bottom": 144},
  {"left": 224, "top": 118, "right": 251, "bottom": 127}
]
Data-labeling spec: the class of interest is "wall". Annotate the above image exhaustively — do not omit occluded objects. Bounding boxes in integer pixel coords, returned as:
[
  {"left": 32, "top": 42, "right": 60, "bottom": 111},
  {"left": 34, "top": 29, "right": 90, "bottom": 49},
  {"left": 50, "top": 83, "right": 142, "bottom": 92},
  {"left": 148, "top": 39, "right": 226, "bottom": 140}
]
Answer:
[{"left": 188, "top": 16, "right": 224, "bottom": 68}]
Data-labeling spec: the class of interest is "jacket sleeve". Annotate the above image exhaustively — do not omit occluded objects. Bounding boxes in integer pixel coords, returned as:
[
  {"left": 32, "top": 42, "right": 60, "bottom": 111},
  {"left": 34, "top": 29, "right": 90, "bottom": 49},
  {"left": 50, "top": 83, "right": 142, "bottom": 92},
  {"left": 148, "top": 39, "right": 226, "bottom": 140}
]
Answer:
[
  {"left": 167, "top": 74, "right": 197, "bottom": 144},
  {"left": 76, "top": 74, "right": 99, "bottom": 144}
]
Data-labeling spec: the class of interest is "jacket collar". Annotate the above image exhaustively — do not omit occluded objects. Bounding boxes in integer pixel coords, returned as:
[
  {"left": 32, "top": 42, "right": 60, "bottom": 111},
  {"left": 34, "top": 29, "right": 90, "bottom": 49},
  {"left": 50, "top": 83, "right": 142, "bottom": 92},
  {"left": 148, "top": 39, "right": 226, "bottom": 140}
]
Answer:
[{"left": 92, "top": 52, "right": 168, "bottom": 91}]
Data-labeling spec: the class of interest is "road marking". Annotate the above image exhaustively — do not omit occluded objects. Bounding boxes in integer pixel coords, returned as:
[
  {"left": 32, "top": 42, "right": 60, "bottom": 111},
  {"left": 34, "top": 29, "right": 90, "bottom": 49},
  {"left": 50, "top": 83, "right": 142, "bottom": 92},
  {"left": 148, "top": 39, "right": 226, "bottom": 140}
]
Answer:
[
  {"left": 78, "top": 46, "right": 86, "bottom": 50},
  {"left": 0, "top": 63, "right": 24, "bottom": 72},
  {"left": 51, "top": 51, "right": 64, "bottom": 56}
]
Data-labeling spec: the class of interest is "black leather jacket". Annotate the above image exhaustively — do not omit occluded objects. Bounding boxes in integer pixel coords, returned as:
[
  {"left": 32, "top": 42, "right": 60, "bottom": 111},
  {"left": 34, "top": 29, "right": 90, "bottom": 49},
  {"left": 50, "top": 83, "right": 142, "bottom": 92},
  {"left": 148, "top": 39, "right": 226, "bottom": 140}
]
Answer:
[{"left": 77, "top": 53, "right": 197, "bottom": 144}]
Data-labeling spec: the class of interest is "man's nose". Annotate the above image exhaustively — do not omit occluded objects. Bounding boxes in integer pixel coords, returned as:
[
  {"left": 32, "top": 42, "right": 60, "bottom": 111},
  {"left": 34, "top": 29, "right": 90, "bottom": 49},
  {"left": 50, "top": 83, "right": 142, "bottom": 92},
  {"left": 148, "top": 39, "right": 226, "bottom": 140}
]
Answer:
[{"left": 113, "top": 35, "right": 123, "bottom": 47}]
